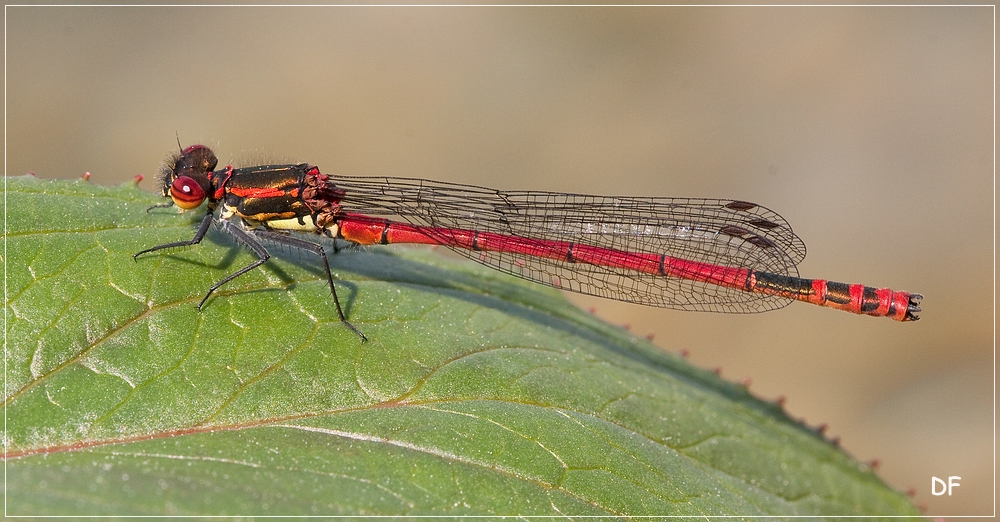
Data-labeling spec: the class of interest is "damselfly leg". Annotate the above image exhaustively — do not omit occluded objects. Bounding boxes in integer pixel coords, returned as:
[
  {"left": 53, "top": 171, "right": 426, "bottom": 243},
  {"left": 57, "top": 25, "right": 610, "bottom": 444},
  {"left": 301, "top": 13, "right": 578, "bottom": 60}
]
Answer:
[{"left": 135, "top": 213, "right": 367, "bottom": 342}]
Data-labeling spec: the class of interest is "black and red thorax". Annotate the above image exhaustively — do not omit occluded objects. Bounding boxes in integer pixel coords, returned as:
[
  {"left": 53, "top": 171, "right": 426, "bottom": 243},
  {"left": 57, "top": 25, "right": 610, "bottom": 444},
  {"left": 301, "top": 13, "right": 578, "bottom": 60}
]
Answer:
[{"left": 159, "top": 145, "right": 346, "bottom": 232}]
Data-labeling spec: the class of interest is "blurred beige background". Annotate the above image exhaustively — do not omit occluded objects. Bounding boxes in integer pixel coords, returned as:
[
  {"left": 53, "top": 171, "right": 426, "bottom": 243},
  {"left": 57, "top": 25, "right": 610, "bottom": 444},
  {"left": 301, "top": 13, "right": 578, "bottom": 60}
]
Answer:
[{"left": 6, "top": 6, "right": 992, "bottom": 515}]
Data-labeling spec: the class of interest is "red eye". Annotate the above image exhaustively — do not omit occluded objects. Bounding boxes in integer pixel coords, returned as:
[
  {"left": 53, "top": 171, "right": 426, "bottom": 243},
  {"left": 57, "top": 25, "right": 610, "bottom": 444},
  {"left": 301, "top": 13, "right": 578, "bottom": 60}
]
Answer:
[{"left": 169, "top": 176, "right": 207, "bottom": 209}]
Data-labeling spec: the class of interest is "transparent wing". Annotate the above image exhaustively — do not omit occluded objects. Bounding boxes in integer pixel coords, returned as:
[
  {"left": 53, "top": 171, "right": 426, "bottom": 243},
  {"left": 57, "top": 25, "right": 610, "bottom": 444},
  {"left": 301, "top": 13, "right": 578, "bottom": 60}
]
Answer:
[{"left": 330, "top": 176, "right": 806, "bottom": 313}]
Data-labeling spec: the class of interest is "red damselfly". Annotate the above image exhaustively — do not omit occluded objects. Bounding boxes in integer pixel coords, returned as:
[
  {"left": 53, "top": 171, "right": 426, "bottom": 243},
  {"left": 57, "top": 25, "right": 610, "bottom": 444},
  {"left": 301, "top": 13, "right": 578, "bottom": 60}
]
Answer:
[{"left": 135, "top": 144, "right": 921, "bottom": 342}]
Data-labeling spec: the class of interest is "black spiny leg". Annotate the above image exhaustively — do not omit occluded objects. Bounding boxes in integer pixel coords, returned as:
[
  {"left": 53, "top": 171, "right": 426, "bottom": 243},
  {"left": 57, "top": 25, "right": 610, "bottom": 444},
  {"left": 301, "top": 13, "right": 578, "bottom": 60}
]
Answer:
[
  {"left": 250, "top": 228, "right": 367, "bottom": 342},
  {"left": 134, "top": 210, "right": 214, "bottom": 258},
  {"left": 135, "top": 213, "right": 266, "bottom": 307},
  {"left": 136, "top": 212, "right": 367, "bottom": 342},
  {"left": 197, "top": 218, "right": 273, "bottom": 310}
]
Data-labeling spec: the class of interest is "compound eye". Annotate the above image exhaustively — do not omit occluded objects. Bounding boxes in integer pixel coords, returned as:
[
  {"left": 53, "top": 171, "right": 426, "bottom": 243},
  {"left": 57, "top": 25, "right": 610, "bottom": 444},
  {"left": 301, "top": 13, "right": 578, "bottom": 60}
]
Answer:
[{"left": 169, "top": 176, "right": 207, "bottom": 209}]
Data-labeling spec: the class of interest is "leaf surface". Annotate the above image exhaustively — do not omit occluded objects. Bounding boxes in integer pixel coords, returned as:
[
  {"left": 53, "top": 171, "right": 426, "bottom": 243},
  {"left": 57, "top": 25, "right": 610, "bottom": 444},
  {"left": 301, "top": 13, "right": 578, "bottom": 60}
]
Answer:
[{"left": 3, "top": 175, "right": 919, "bottom": 516}]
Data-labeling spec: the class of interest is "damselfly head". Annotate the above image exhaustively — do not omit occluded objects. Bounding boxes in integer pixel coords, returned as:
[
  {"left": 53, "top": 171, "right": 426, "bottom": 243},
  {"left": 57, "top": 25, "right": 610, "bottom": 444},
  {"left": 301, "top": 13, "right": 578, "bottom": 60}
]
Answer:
[{"left": 159, "top": 144, "right": 219, "bottom": 210}]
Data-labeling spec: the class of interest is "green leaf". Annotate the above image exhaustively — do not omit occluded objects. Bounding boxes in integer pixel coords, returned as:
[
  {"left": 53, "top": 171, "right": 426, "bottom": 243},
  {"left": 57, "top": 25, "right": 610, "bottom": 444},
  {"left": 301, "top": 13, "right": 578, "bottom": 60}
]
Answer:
[{"left": 4, "top": 175, "right": 919, "bottom": 517}]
